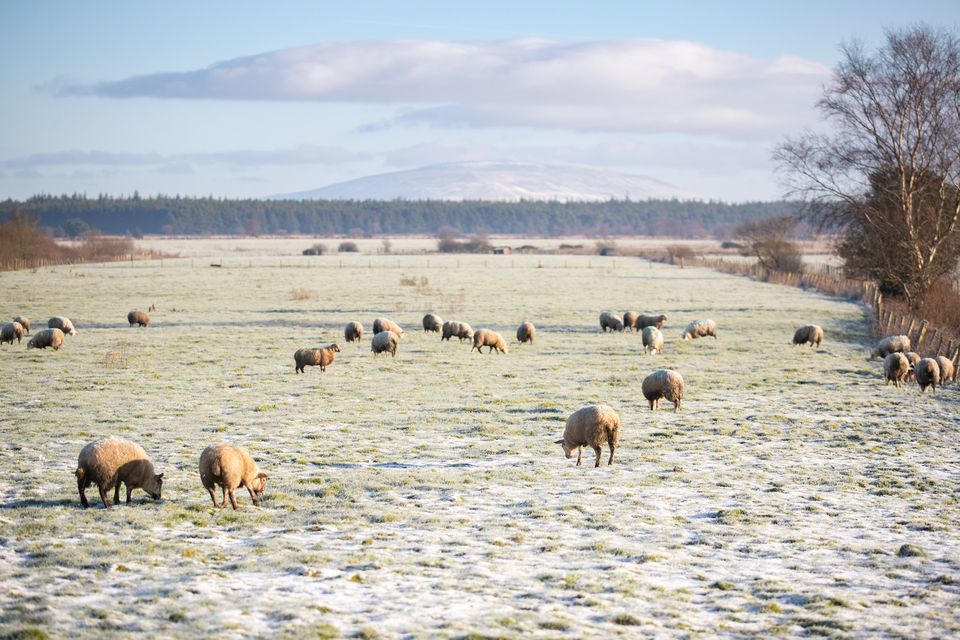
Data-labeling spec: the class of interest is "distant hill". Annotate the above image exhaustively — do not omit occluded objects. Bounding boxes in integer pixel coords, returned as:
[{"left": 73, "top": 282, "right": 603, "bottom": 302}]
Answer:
[{"left": 272, "top": 161, "right": 700, "bottom": 202}]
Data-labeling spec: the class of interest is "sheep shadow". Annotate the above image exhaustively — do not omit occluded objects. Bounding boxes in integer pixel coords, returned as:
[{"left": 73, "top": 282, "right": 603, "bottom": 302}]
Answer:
[{"left": 0, "top": 497, "right": 77, "bottom": 509}]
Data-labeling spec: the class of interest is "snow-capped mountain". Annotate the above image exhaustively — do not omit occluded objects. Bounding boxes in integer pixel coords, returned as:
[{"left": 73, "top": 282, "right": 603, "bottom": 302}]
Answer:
[{"left": 271, "top": 161, "right": 698, "bottom": 202}]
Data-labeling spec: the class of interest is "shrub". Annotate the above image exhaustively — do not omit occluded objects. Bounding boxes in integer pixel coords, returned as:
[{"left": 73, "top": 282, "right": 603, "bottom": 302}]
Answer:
[{"left": 338, "top": 241, "right": 359, "bottom": 253}]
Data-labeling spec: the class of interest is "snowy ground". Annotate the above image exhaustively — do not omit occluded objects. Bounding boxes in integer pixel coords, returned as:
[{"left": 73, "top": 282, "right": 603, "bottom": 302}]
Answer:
[{"left": 0, "top": 254, "right": 957, "bottom": 638}]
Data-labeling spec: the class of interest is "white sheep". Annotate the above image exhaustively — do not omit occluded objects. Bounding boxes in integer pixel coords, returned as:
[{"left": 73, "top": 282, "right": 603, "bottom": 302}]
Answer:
[
  {"left": 294, "top": 344, "right": 341, "bottom": 373},
  {"left": 372, "top": 317, "right": 404, "bottom": 338},
  {"left": 27, "top": 328, "right": 64, "bottom": 350},
  {"left": 344, "top": 321, "right": 363, "bottom": 343},
  {"left": 516, "top": 321, "right": 536, "bottom": 345},
  {"left": 934, "top": 355, "right": 955, "bottom": 386},
  {"left": 472, "top": 329, "right": 508, "bottom": 354},
  {"left": 75, "top": 436, "right": 164, "bottom": 508},
  {"left": 642, "top": 369, "right": 685, "bottom": 412},
  {"left": 554, "top": 404, "right": 621, "bottom": 467},
  {"left": 883, "top": 352, "right": 910, "bottom": 387},
  {"left": 636, "top": 314, "right": 668, "bottom": 331},
  {"left": 441, "top": 321, "right": 474, "bottom": 342},
  {"left": 903, "top": 351, "right": 921, "bottom": 380},
  {"left": 0, "top": 321, "right": 25, "bottom": 345},
  {"left": 599, "top": 312, "right": 624, "bottom": 332},
  {"left": 422, "top": 313, "right": 443, "bottom": 332},
  {"left": 372, "top": 330, "right": 400, "bottom": 357},
  {"left": 681, "top": 319, "right": 717, "bottom": 341},
  {"left": 199, "top": 442, "right": 268, "bottom": 509},
  {"left": 915, "top": 357, "right": 941, "bottom": 393},
  {"left": 12, "top": 315, "right": 30, "bottom": 334},
  {"left": 127, "top": 310, "right": 150, "bottom": 327},
  {"left": 48, "top": 316, "right": 77, "bottom": 335},
  {"left": 792, "top": 324, "right": 823, "bottom": 348},
  {"left": 642, "top": 326, "right": 663, "bottom": 355},
  {"left": 870, "top": 335, "right": 911, "bottom": 360}
]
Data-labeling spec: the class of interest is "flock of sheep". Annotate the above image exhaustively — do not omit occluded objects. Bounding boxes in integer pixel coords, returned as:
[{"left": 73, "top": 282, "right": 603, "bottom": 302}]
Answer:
[
  {"left": 3, "top": 298, "right": 952, "bottom": 508},
  {"left": 0, "top": 315, "right": 77, "bottom": 351},
  {"left": 871, "top": 333, "right": 956, "bottom": 392}
]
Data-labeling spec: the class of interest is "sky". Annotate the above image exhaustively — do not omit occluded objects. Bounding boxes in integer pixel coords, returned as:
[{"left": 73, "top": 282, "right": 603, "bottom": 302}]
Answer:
[{"left": 2, "top": 1, "right": 959, "bottom": 203}]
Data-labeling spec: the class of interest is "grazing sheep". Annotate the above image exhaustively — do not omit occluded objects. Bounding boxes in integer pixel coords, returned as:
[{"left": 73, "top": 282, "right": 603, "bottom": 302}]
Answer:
[
  {"left": 0, "top": 321, "right": 24, "bottom": 345},
  {"left": 642, "top": 369, "right": 685, "bottom": 412},
  {"left": 883, "top": 352, "right": 911, "bottom": 387},
  {"left": 792, "top": 324, "right": 823, "bottom": 348},
  {"left": 12, "top": 315, "right": 30, "bottom": 334},
  {"left": 554, "top": 404, "right": 621, "bottom": 467},
  {"left": 870, "top": 334, "right": 911, "bottom": 360},
  {"left": 294, "top": 343, "right": 341, "bottom": 373},
  {"left": 127, "top": 310, "right": 150, "bottom": 327},
  {"left": 422, "top": 313, "right": 443, "bottom": 332},
  {"left": 441, "top": 320, "right": 474, "bottom": 342},
  {"left": 48, "top": 316, "right": 76, "bottom": 335},
  {"left": 681, "top": 319, "right": 718, "bottom": 341},
  {"left": 599, "top": 311, "right": 624, "bottom": 332},
  {"left": 372, "top": 317, "right": 404, "bottom": 338},
  {"left": 915, "top": 357, "right": 941, "bottom": 393},
  {"left": 472, "top": 329, "right": 508, "bottom": 354},
  {"left": 934, "top": 355, "right": 955, "bottom": 385},
  {"left": 642, "top": 326, "right": 664, "bottom": 355},
  {"left": 199, "top": 442, "right": 268, "bottom": 509},
  {"left": 903, "top": 351, "right": 921, "bottom": 380},
  {"left": 371, "top": 330, "right": 400, "bottom": 357},
  {"left": 623, "top": 311, "right": 640, "bottom": 332},
  {"left": 516, "top": 320, "right": 536, "bottom": 345},
  {"left": 27, "top": 328, "right": 64, "bottom": 350},
  {"left": 636, "top": 314, "right": 668, "bottom": 331},
  {"left": 344, "top": 321, "right": 363, "bottom": 343},
  {"left": 75, "top": 436, "right": 163, "bottom": 509}
]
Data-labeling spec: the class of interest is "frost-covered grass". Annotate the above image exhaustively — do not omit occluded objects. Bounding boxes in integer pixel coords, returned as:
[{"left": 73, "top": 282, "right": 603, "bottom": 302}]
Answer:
[{"left": 1, "top": 254, "right": 958, "bottom": 639}]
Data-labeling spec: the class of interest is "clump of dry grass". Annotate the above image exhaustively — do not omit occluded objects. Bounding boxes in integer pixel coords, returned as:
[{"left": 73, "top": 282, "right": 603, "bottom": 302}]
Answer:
[
  {"left": 290, "top": 288, "right": 315, "bottom": 301},
  {"left": 101, "top": 344, "right": 130, "bottom": 369}
]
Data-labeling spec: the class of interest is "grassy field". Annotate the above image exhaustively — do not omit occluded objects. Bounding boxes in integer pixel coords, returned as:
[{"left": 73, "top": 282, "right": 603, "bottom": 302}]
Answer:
[{"left": 0, "top": 253, "right": 957, "bottom": 638}]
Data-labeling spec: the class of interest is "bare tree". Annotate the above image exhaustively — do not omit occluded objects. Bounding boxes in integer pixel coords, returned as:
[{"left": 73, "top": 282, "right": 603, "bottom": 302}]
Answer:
[
  {"left": 776, "top": 25, "right": 960, "bottom": 306},
  {"left": 732, "top": 215, "right": 805, "bottom": 273},
  {"left": 665, "top": 244, "right": 696, "bottom": 268}
]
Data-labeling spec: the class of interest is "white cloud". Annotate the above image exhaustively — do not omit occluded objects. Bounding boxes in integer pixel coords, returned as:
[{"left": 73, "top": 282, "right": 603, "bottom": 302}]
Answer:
[{"left": 57, "top": 39, "right": 830, "bottom": 136}]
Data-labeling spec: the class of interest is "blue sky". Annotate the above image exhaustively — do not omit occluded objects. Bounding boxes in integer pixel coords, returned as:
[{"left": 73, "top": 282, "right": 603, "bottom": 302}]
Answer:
[{"left": 2, "top": 1, "right": 958, "bottom": 202}]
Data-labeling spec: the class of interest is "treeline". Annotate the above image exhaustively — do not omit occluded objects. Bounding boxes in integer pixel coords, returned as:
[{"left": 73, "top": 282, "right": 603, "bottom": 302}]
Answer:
[{"left": 1, "top": 194, "right": 800, "bottom": 238}]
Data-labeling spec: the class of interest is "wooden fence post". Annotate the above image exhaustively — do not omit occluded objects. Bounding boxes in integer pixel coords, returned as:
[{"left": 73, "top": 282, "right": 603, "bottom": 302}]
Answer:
[{"left": 915, "top": 319, "right": 928, "bottom": 347}]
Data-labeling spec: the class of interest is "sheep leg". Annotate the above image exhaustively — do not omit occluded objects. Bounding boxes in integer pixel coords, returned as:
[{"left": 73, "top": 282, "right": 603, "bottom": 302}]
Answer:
[
  {"left": 221, "top": 486, "right": 229, "bottom": 508},
  {"left": 98, "top": 484, "right": 112, "bottom": 509},
  {"left": 113, "top": 483, "right": 122, "bottom": 505},
  {"left": 207, "top": 486, "right": 220, "bottom": 508},
  {"left": 592, "top": 446, "right": 602, "bottom": 468},
  {"left": 77, "top": 478, "right": 89, "bottom": 508},
  {"left": 227, "top": 488, "right": 239, "bottom": 510},
  {"left": 126, "top": 484, "right": 133, "bottom": 504},
  {"left": 674, "top": 399, "right": 681, "bottom": 413},
  {"left": 245, "top": 483, "right": 261, "bottom": 507},
  {"left": 575, "top": 446, "right": 583, "bottom": 466},
  {"left": 607, "top": 444, "right": 616, "bottom": 466}
]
